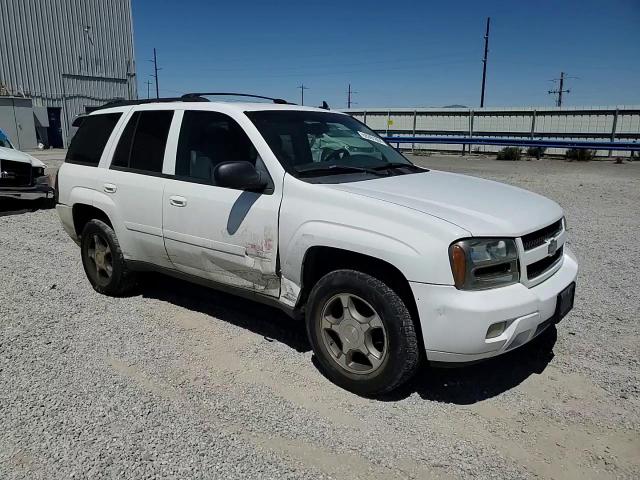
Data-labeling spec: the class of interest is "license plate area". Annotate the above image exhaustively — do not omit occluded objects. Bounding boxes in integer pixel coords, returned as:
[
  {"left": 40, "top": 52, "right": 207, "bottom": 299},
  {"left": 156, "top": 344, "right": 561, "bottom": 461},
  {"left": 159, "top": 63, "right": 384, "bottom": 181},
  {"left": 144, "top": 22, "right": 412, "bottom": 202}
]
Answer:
[{"left": 555, "top": 282, "right": 575, "bottom": 323}]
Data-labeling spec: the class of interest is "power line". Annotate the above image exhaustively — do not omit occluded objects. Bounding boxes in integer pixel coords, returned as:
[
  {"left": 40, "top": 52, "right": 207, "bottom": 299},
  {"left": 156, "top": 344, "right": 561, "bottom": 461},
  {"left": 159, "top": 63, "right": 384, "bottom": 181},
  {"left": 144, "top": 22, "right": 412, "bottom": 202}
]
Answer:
[
  {"left": 548, "top": 72, "right": 577, "bottom": 107},
  {"left": 192, "top": 51, "right": 475, "bottom": 74},
  {"left": 480, "top": 17, "right": 490, "bottom": 108},
  {"left": 297, "top": 84, "right": 309, "bottom": 105},
  {"left": 144, "top": 80, "right": 152, "bottom": 99},
  {"left": 149, "top": 48, "right": 161, "bottom": 99},
  {"left": 347, "top": 83, "right": 357, "bottom": 108}
]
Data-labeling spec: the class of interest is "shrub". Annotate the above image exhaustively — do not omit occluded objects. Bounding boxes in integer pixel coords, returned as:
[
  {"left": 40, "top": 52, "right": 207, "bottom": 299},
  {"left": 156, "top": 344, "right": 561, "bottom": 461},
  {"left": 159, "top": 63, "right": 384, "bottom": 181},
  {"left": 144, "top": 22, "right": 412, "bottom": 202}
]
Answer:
[
  {"left": 526, "top": 146, "right": 546, "bottom": 159},
  {"left": 496, "top": 147, "right": 522, "bottom": 160},
  {"left": 566, "top": 148, "right": 594, "bottom": 161}
]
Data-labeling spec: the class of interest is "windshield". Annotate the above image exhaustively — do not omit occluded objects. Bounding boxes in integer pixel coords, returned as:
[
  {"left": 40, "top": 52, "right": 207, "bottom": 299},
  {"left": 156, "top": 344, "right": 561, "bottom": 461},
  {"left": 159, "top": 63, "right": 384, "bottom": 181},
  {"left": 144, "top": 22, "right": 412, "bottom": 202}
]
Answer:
[
  {"left": 0, "top": 130, "right": 13, "bottom": 149},
  {"left": 246, "top": 111, "right": 414, "bottom": 178}
]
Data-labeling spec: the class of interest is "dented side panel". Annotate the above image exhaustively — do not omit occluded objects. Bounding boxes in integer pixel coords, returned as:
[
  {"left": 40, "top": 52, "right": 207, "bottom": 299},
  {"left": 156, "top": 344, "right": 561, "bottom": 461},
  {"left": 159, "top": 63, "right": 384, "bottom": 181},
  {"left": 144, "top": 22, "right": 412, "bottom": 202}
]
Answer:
[
  {"left": 159, "top": 109, "right": 286, "bottom": 297},
  {"left": 162, "top": 181, "right": 282, "bottom": 297}
]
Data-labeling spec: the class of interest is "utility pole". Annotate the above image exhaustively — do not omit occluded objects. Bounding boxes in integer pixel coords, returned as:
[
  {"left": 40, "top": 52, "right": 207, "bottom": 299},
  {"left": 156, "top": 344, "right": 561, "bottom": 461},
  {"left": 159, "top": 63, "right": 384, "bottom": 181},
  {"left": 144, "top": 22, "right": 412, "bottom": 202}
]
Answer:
[
  {"left": 144, "top": 80, "right": 152, "bottom": 99},
  {"left": 347, "top": 83, "right": 357, "bottom": 108},
  {"left": 548, "top": 72, "right": 571, "bottom": 107},
  {"left": 150, "top": 48, "right": 160, "bottom": 99},
  {"left": 480, "top": 17, "right": 490, "bottom": 108},
  {"left": 297, "top": 84, "right": 309, "bottom": 105}
]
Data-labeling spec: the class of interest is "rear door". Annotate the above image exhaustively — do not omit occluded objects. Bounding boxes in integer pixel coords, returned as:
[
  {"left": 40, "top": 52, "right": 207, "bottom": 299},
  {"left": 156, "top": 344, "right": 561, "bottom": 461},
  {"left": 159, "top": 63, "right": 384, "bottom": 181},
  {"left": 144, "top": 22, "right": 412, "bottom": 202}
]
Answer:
[
  {"left": 162, "top": 109, "right": 281, "bottom": 296},
  {"left": 102, "top": 109, "right": 175, "bottom": 268}
]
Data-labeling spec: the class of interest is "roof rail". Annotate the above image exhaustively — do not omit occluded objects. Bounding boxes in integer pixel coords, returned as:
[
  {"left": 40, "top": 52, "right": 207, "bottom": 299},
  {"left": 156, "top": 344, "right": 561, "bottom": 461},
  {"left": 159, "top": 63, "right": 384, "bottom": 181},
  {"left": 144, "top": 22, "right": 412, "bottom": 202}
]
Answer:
[
  {"left": 181, "top": 92, "right": 291, "bottom": 104},
  {"left": 94, "top": 96, "right": 209, "bottom": 111}
]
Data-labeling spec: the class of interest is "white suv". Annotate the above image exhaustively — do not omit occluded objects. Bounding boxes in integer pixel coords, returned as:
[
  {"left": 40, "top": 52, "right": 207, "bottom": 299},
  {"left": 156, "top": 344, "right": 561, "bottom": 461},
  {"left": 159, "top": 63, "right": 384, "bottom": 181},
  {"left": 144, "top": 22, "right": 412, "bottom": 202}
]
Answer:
[{"left": 56, "top": 94, "right": 578, "bottom": 395}]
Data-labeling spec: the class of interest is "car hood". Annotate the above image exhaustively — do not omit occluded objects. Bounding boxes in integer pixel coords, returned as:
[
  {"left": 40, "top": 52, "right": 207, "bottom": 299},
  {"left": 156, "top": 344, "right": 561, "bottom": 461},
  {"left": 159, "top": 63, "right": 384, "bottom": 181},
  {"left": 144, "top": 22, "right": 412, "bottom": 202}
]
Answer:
[
  {"left": 327, "top": 170, "right": 563, "bottom": 236},
  {"left": 0, "top": 146, "right": 45, "bottom": 168}
]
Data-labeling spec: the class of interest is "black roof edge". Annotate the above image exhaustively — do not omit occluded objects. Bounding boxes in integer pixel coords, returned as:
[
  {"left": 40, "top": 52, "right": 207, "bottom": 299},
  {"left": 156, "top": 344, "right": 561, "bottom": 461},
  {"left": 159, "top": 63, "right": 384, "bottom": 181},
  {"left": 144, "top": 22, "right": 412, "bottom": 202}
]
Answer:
[
  {"left": 181, "top": 92, "right": 291, "bottom": 104},
  {"left": 92, "top": 92, "right": 292, "bottom": 113},
  {"left": 93, "top": 96, "right": 208, "bottom": 111}
]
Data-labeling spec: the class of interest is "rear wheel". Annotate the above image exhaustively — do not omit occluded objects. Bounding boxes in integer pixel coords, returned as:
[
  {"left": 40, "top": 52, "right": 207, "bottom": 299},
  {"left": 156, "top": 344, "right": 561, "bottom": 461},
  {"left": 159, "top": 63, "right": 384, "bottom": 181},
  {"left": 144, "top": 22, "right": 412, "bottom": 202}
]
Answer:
[
  {"left": 80, "top": 219, "right": 136, "bottom": 296},
  {"left": 306, "top": 269, "right": 419, "bottom": 396}
]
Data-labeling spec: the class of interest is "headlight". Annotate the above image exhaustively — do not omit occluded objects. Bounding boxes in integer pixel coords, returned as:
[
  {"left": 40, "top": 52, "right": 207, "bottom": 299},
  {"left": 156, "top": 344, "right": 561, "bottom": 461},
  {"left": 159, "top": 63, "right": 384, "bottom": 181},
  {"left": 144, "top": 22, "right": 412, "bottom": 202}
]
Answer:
[{"left": 449, "top": 238, "right": 519, "bottom": 290}]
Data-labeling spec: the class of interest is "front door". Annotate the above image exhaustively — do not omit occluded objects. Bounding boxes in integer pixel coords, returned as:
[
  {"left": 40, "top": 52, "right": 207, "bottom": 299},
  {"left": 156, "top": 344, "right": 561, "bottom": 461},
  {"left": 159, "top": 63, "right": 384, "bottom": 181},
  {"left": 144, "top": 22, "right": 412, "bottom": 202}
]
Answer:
[{"left": 162, "top": 110, "right": 281, "bottom": 297}]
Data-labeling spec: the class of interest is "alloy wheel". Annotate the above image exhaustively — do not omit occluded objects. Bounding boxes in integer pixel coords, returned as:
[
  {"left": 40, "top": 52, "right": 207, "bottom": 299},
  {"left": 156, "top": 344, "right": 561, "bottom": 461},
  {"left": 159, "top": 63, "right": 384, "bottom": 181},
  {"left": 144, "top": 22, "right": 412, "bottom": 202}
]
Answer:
[{"left": 320, "top": 293, "right": 388, "bottom": 374}]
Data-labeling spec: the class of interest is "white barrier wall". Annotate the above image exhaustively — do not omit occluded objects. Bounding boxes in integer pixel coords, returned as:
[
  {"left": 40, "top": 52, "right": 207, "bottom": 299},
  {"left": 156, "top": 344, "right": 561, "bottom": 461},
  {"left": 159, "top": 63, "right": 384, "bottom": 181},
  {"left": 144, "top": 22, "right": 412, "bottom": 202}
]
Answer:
[{"left": 344, "top": 106, "right": 640, "bottom": 156}]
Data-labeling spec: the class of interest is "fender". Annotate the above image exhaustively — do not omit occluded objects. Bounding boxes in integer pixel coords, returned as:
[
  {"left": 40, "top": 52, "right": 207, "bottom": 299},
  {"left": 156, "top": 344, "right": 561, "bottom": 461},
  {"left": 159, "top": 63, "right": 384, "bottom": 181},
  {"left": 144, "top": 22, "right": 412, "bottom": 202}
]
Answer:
[{"left": 280, "top": 220, "right": 438, "bottom": 307}]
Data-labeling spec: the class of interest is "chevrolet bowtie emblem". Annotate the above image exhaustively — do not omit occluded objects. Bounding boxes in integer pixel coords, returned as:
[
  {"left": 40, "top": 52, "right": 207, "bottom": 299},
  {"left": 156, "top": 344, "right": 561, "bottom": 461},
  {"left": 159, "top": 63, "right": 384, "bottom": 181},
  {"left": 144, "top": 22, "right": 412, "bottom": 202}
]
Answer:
[{"left": 548, "top": 238, "right": 558, "bottom": 256}]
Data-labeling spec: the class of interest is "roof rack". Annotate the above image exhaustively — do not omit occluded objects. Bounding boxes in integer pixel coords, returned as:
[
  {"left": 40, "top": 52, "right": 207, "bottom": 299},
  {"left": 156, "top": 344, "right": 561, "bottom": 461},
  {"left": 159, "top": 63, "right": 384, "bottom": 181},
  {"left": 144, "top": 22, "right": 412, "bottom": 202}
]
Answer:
[
  {"left": 181, "top": 92, "right": 291, "bottom": 104},
  {"left": 93, "top": 92, "right": 291, "bottom": 112},
  {"left": 95, "top": 96, "right": 208, "bottom": 111}
]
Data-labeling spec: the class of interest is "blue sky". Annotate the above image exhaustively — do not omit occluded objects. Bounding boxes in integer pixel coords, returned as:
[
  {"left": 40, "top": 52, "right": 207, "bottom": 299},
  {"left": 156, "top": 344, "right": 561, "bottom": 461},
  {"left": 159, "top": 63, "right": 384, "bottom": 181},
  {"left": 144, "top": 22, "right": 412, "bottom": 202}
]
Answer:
[{"left": 132, "top": 0, "right": 640, "bottom": 108}]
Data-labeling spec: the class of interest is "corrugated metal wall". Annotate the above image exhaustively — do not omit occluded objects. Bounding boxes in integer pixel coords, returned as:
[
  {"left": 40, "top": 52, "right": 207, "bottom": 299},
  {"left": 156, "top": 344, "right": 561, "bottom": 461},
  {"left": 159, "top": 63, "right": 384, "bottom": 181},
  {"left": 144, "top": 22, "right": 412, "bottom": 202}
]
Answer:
[
  {"left": 0, "top": 0, "right": 136, "bottom": 146},
  {"left": 345, "top": 106, "right": 640, "bottom": 156}
]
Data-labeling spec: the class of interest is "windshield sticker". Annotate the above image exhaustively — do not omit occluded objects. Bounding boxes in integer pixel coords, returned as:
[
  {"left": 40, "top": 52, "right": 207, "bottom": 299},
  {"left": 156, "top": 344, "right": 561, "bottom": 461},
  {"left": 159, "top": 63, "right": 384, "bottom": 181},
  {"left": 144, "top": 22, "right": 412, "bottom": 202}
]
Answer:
[{"left": 357, "top": 131, "right": 386, "bottom": 146}]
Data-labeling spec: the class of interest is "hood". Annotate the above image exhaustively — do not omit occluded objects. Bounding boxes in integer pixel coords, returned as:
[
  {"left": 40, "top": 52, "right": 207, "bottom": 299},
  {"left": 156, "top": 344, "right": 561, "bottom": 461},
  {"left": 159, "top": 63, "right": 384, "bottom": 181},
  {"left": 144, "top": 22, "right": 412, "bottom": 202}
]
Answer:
[
  {"left": 0, "top": 146, "right": 45, "bottom": 168},
  {"left": 327, "top": 170, "right": 563, "bottom": 237}
]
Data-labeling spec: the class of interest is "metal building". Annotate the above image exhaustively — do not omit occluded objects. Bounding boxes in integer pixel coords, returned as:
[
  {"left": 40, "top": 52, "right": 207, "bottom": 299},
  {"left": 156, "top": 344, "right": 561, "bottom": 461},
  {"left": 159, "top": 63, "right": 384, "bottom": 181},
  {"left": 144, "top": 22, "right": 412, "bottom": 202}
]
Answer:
[{"left": 0, "top": 0, "right": 137, "bottom": 148}]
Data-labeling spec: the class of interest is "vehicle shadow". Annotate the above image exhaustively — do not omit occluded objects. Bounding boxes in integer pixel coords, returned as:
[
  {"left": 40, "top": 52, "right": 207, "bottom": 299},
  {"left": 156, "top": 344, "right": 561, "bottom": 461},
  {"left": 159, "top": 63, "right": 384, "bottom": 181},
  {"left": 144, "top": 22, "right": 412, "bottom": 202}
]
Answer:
[
  {"left": 139, "top": 272, "right": 556, "bottom": 404},
  {"left": 139, "top": 273, "right": 311, "bottom": 353},
  {"left": 380, "top": 327, "right": 557, "bottom": 404},
  {"left": 0, "top": 198, "right": 55, "bottom": 217}
]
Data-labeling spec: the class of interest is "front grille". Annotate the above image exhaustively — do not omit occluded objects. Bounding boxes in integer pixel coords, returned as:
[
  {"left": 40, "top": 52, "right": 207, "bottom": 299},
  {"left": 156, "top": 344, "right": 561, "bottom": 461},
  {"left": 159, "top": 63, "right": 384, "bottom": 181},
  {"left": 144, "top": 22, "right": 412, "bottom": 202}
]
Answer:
[
  {"left": 527, "top": 246, "right": 563, "bottom": 279},
  {"left": 0, "top": 160, "right": 33, "bottom": 187},
  {"left": 521, "top": 220, "right": 562, "bottom": 250}
]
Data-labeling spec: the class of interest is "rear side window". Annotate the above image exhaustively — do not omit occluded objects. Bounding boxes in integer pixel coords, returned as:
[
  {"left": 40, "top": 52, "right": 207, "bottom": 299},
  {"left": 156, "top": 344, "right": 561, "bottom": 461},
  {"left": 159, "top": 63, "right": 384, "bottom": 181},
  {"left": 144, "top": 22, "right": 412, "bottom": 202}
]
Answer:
[
  {"left": 66, "top": 113, "right": 121, "bottom": 166},
  {"left": 111, "top": 110, "right": 173, "bottom": 174}
]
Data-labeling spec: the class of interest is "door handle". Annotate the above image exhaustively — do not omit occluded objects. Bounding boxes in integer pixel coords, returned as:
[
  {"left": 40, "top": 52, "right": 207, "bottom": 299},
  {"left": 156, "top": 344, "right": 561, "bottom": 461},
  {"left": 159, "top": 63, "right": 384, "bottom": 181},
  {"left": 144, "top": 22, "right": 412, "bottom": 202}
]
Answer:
[
  {"left": 103, "top": 183, "right": 117, "bottom": 194},
  {"left": 169, "top": 195, "right": 187, "bottom": 207}
]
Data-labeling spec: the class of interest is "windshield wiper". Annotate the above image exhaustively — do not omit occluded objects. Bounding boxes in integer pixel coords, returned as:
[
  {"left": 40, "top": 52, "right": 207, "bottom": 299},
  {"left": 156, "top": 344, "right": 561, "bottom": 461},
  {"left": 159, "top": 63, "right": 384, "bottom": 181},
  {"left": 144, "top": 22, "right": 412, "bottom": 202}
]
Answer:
[
  {"left": 372, "top": 162, "right": 424, "bottom": 171},
  {"left": 297, "top": 164, "right": 388, "bottom": 177}
]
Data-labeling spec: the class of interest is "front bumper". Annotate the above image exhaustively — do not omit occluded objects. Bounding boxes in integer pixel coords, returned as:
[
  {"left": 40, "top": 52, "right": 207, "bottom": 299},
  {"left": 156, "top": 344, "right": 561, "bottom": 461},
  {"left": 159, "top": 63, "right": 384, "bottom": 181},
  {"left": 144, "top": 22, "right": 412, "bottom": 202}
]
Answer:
[
  {"left": 0, "top": 183, "right": 54, "bottom": 201},
  {"left": 411, "top": 246, "right": 578, "bottom": 363}
]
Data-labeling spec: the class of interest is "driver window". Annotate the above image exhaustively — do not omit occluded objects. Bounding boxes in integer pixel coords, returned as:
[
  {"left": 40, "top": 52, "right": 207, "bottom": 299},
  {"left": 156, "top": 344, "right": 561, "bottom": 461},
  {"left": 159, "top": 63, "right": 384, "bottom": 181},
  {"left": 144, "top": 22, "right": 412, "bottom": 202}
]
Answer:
[{"left": 175, "top": 111, "right": 258, "bottom": 184}]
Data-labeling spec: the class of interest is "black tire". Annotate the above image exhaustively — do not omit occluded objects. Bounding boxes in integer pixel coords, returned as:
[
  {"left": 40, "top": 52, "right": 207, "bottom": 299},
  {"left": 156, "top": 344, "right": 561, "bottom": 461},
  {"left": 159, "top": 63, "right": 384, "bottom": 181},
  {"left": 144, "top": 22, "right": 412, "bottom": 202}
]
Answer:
[
  {"left": 80, "top": 219, "right": 137, "bottom": 296},
  {"left": 306, "top": 269, "right": 419, "bottom": 396},
  {"left": 37, "top": 196, "right": 56, "bottom": 210}
]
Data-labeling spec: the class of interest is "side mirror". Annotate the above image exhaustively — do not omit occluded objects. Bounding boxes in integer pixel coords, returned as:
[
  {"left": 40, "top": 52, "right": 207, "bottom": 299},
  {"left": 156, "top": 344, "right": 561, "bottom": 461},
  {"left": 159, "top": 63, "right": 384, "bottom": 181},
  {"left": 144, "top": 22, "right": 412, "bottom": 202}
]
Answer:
[{"left": 214, "top": 161, "right": 267, "bottom": 191}]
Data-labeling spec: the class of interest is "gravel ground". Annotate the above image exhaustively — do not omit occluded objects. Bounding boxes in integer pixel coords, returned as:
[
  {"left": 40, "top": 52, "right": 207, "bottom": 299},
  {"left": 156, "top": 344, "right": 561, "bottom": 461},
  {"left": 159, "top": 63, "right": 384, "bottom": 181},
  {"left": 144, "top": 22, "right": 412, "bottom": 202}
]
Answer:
[{"left": 0, "top": 154, "right": 638, "bottom": 479}]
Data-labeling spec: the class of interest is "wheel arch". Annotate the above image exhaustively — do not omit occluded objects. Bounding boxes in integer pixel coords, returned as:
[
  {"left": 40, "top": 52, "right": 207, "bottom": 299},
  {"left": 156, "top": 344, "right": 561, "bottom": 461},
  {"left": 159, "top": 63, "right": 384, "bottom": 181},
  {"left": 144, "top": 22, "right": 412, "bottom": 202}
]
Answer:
[
  {"left": 72, "top": 203, "right": 113, "bottom": 238},
  {"left": 298, "top": 246, "right": 419, "bottom": 322},
  {"left": 297, "top": 245, "right": 426, "bottom": 357}
]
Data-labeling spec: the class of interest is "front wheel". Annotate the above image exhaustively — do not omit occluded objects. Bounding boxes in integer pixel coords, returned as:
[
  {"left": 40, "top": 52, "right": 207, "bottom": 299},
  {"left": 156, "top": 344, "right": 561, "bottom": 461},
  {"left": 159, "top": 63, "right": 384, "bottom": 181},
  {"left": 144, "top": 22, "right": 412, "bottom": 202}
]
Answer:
[{"left": 306, "top": 269, "right": 419, "bottom": 396}]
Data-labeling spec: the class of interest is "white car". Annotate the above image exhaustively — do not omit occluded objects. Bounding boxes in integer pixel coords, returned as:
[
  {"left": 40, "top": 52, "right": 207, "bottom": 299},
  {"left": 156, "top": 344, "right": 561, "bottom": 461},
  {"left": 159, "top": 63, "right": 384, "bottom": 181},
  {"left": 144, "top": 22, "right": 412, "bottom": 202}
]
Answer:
[
  {"left": 0, "top": 131, "right": 54, "bottom": 202},
  {"left": 56, "top": 94, "right": 578, "bottom": 395}
]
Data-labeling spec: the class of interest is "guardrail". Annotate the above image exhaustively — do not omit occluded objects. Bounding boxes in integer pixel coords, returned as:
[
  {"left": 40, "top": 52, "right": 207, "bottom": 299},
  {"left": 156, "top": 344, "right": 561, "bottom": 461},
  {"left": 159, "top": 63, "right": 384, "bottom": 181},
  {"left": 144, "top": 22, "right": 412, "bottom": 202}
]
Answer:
[{"left": 381, "top": 136, "right": 640, "bottom": 152}]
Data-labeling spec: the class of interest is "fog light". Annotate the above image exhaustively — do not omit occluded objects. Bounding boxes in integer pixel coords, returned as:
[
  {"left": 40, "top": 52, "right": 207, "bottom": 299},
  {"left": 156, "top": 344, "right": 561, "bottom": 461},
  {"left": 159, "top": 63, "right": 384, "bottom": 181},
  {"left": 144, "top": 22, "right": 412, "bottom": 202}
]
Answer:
[{"left": 486, "top": 321, "right": 507, "bottom": 339}]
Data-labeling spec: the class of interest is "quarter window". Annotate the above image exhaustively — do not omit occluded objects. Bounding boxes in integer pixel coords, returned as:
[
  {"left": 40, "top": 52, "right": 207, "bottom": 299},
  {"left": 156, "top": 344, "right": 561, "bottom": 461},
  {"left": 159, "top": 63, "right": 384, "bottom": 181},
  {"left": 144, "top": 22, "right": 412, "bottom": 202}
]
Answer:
[
  {"left": 66, "top": 113, "right": 121, "bottom": 166},
  {"left": 111, "top": 110, "right": 173, "bottom": 173},
  {"left": 175, "top": 111, "right": 258, "bottom": 183}
]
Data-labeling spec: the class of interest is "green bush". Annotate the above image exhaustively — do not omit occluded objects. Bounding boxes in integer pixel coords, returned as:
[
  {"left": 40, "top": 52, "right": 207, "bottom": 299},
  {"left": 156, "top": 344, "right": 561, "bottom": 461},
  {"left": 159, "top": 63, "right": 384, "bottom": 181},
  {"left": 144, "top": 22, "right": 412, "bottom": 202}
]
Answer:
[
  {"left": 566, "top": 148, "right": 594, "bottom": 161},
  {"left": 496, "top": 147, "right": 522, "bottom": 160},
  {"left": 526, "top": 146, "right": 546, "bottom": 159}
]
